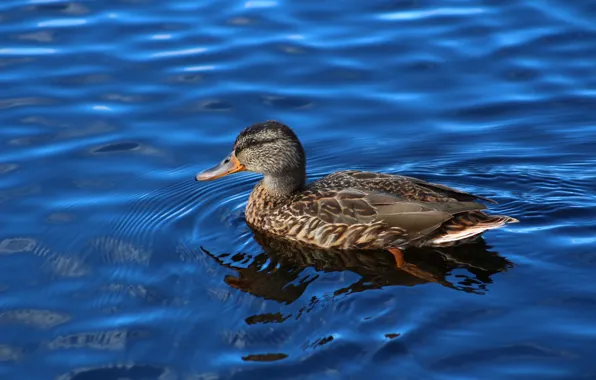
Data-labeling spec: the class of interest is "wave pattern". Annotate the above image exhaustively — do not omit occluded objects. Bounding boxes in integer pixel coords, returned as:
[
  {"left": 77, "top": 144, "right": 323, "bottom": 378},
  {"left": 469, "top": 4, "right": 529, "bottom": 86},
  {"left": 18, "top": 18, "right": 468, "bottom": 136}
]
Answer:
[{"left": 1, "top": 0, "right": 595, "bottom": 379}]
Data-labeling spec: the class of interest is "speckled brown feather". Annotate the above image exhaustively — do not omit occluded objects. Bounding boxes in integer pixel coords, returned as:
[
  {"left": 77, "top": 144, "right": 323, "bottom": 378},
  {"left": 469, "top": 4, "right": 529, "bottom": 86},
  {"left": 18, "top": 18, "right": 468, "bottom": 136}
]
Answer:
[{"left": 245, "top": 170, "right": 518, "bottom": 249}]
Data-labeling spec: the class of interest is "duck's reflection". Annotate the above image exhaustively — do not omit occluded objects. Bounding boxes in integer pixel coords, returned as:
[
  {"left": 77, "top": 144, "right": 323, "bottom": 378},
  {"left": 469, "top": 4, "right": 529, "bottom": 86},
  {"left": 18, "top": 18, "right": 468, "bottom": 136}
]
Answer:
[{"left": 204, "top": 231, "right": 513, "bottom": 304}]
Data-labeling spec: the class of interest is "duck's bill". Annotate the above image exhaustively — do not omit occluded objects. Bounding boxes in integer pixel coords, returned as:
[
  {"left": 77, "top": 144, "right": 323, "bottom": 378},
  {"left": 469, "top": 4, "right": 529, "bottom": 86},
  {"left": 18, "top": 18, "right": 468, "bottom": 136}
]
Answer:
[{"left": 196, "top": 153, "right": 246, "bottom": 181}]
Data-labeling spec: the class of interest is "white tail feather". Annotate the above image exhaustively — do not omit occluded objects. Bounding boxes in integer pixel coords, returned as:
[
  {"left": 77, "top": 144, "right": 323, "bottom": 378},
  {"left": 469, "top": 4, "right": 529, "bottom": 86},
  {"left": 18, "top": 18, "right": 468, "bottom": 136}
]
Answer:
[
  {"left": 430, "top": 216, "right": 518, "bottom": 244},
  {"left": 430, "top": 226, "right": 492, "bottom": 244}
]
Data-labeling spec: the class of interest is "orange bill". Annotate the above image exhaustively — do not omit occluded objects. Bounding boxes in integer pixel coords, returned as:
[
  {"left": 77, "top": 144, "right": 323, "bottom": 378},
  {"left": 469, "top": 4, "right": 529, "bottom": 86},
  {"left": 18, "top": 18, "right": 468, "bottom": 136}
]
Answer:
[{"left": 196, "top": 152, "right": 246, "bottom": 181}]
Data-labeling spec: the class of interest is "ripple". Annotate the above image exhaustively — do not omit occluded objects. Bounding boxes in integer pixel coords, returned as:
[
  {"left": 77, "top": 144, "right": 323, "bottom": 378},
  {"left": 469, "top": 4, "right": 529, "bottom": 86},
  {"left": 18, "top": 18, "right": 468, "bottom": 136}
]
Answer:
[
  {"left": 56, "top": 365, "right": 175, "bottom": 380},
  {"left": 0, "top": 237, "right": 36, "bottom": 254},
  {"left": 262, "top": 95, "right": 313, "bottom": 109},
  {"left": 28, "top": 2, "right": 90, "bottom": 15},
  {"left": 37, "top": 19, "right": 88, "bottom": 27},
  {"left": 151, "top": 47, "right": 207, "bottom": 58},
  {"left": 93, "top": 142, "right": 141, "bottom": 153},
  {"left": 430, "top": 344, "right": 567, "bottom": 371},
  {"left": 0, "top": 163, "right": 19, "bottom": 174},
  {"left": 47, "top": 328, "right": 148, "bottom": 351},
  {"left": 196, "top": 99, "right": 233, "bottom": 112},
  {"left": 13, "top": 30, "right": 54, "bottom": 42},
  {"left": 0, "top": 97, "right": 56, "bottom": 109},
  {"left": 0, "top": 309, "right": 70, "bottom": 329},
  {"left": 244, "top": 1, "right": 278, "bottom": 9},
  {"left": 0, "top": 344, "right": 22, "bottom": 362},
  {"left": 379, "top": 7, "right": 487, "bottom": 21},
  {"left": 104, "top": 172, "right": 256, "bottom": 255},
  {"left": 0, "top": 47, "right": 59, "bottom": 55}
]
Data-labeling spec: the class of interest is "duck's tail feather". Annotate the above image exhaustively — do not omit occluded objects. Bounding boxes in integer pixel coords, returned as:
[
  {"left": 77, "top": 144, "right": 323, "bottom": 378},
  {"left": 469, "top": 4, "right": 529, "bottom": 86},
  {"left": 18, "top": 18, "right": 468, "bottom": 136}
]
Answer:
[{"left": 428, "top": 211, "right": 518, "bottom": 246}]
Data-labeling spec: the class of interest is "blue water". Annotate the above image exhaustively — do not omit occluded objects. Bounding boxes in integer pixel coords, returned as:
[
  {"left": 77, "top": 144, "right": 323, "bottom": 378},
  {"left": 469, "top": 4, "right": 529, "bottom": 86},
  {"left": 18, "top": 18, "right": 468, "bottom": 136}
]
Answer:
[{"left": 1, "top": 0, "right": 596, "bottom": 378}]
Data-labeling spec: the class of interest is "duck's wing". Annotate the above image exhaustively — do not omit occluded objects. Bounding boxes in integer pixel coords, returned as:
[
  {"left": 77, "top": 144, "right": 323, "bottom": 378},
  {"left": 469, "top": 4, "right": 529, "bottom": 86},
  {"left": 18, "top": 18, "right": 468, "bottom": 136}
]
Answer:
[
  {"left": 315, "top": 170, "right": 496, "bottom": 204},
  {"left": 400, "top": 175, "right": 497, "bottom": 204},
  {"left": 289, "top": 188, "right": 487, "bottom": 239}
]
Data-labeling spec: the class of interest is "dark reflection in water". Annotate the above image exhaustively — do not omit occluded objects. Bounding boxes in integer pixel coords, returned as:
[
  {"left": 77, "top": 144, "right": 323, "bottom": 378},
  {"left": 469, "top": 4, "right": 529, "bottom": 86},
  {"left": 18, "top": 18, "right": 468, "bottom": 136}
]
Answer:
[
  {"left": 57, "top": 364, "right": 172, "bottom": 380},
  {"left": 204, "top": 230, "right": 512, "bottom": 310},
  {"left": 242, "top": 353, "right": 289, "bottom": 362}
]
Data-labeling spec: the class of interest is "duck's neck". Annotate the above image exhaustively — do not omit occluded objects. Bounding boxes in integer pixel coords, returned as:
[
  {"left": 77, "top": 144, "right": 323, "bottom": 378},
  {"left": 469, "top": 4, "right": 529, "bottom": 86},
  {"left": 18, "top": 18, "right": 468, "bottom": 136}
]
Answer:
[
  {"left": 245, "top": 170, "right": 305, "bottom": 228},
  {"left": 263, "top": 168, "right": 306, "bottom": 197}
]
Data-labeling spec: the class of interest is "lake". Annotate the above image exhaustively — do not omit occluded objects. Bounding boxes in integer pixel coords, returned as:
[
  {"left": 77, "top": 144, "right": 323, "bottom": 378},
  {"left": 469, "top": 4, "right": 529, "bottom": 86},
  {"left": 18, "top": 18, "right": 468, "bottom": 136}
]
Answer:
[{"left": 1, "top": 0, "right": 595, "bottom": 379}]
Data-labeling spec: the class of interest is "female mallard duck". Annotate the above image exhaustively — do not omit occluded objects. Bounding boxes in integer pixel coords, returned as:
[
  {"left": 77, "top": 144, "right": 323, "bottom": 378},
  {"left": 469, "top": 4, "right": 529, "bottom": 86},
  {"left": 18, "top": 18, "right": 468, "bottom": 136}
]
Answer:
[{"left": 196, "top": 121, "right": 518, "bottom": 254}]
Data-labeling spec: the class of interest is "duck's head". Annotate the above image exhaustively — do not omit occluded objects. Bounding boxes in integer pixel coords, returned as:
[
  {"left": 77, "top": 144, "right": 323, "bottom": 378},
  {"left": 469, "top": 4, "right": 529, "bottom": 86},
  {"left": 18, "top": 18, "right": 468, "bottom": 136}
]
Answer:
[{"left": 196, "top": 121, "right": 306, "bottom": 193}]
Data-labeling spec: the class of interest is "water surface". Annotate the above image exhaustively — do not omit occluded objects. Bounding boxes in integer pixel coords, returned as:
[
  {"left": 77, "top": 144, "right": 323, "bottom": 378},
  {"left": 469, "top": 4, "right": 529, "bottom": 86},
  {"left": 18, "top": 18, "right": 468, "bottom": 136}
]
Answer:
[{"left": 1, "top": 0, "right": 596, "bottom": 379}]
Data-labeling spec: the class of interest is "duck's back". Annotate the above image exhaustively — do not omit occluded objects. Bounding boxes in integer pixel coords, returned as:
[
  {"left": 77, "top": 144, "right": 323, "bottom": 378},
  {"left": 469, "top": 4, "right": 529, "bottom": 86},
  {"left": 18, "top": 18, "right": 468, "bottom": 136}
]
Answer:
[{"left": 306, "top": 170, "right": 493, "bottom": 203}]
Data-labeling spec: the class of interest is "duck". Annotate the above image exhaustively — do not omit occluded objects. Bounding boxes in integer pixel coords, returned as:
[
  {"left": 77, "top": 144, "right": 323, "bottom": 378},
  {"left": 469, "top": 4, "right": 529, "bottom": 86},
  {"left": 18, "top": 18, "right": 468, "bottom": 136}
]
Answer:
[{"left": 195, "top": 120, "right": 518, "bottom": 261}]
